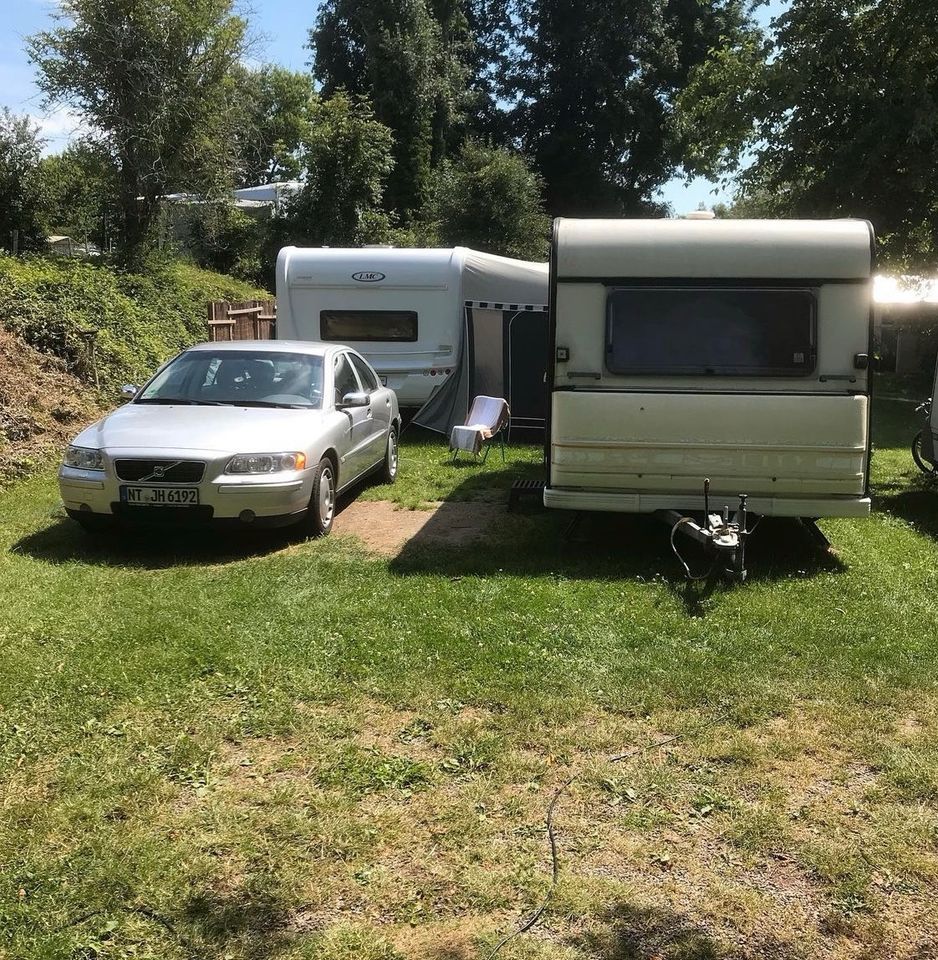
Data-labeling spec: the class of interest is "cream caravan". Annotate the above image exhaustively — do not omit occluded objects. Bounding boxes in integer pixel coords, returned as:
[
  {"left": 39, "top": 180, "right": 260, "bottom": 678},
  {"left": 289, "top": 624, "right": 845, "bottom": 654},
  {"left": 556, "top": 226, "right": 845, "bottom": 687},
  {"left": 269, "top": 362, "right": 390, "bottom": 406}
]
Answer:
[
  {"left": 276, "top": 246, "right": 548, "bottom": 411},
  {"left": 544, "top": 218, "right": 875, "bottom": 524}
]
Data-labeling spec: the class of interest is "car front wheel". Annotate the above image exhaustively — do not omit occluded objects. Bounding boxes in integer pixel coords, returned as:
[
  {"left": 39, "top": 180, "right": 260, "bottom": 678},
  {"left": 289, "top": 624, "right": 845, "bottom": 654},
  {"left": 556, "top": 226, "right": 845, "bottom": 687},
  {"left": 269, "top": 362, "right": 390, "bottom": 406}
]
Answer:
[
  {"left": 302, "top": 457, "right": 336, "bottom": 537},
  {"left": 381, "top": 425, "right": 399, "bottom": 483}
]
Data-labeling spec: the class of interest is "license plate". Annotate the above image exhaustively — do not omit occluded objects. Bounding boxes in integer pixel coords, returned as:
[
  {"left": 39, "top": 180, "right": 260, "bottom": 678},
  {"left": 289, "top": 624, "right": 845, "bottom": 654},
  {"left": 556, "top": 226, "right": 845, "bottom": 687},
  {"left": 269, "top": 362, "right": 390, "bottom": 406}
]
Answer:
[
  {"left": 379, "top": 375, "right": 388, "bottom": 386},
  {"left": 120, "top": 486, "right": 200, "bottom": 506}
]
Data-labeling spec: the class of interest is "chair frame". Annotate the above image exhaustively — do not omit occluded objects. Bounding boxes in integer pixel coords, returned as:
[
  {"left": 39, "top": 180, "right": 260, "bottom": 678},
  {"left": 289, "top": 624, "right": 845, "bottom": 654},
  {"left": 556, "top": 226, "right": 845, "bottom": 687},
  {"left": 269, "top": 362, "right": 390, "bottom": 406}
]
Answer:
[{"left": 451, "top": 423, "right": 507, "bottom": 464}]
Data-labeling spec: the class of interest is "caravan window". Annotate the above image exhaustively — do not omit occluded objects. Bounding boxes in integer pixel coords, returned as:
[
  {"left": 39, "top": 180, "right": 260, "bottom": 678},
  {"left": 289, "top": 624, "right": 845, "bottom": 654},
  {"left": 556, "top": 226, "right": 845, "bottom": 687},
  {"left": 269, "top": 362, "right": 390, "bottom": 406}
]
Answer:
[
  {"left": 605, "top": 287, "right": 817, "bottom": 377},
  {"left": 321, "top": 310, "right": 418, "bottom": 343}
]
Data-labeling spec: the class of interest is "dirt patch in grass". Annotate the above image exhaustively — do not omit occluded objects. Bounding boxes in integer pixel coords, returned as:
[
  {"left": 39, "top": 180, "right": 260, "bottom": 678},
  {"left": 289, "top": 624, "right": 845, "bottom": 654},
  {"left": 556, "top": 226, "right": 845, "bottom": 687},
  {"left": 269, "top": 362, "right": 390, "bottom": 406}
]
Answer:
[{"left": 334, "top": 499, "right": 510, "bottom": 556}]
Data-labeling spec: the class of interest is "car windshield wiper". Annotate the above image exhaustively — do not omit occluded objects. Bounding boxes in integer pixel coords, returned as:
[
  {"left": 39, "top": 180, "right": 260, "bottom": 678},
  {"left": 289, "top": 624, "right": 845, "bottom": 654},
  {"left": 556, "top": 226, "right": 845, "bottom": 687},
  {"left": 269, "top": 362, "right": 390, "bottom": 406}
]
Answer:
[
  {"left": 135, "top": 397, "right": 226, "bottom": 406},
  {"left": 230, "top": 400, "right": 314, "bottom": 409}
]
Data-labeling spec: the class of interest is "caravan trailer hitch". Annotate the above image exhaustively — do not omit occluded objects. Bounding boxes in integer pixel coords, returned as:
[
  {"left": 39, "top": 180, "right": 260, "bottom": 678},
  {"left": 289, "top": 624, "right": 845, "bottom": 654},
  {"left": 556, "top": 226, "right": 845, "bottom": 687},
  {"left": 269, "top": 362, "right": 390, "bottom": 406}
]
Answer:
[{"left": 659, "top": 480, "right": 750, "bottom": 583}]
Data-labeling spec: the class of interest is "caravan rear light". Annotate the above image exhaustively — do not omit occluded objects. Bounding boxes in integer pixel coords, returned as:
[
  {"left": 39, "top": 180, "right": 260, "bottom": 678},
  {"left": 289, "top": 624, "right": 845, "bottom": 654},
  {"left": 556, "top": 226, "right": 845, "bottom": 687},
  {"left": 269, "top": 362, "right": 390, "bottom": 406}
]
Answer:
[{"left": 430, "top": 369, "right": 437, "bottom": 376}]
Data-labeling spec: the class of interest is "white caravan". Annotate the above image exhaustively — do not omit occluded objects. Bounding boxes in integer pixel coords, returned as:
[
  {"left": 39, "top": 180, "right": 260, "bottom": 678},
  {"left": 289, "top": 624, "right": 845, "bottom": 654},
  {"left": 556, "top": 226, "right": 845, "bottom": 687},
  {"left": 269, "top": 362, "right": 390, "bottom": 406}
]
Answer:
[
  {"left": 276, "top": 246, "right": 548, "bottom": 409},
  {"left": 544, "top": 218, "right": 875, "bottom": 521}
]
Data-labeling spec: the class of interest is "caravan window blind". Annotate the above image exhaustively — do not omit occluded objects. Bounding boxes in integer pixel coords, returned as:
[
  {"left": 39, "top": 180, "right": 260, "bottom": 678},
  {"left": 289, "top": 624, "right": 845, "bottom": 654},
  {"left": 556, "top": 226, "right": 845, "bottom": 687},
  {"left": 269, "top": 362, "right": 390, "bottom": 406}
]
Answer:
[
  {"left": 320, "top": 310, "right": 418, "bottom": 343},
  {"left": 606, "top": 287, "right": 817, "bottom": 377}
]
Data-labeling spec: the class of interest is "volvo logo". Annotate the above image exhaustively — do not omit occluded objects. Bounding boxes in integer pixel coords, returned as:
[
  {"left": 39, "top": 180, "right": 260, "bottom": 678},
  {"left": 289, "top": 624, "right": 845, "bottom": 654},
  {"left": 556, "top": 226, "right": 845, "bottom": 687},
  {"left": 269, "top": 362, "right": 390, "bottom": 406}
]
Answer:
[
  {"left": 352, "top": 271, "right": 385, "bottom": 283},
  {"left": 140, "top": 461, "right": 180, "bottom": 482}
]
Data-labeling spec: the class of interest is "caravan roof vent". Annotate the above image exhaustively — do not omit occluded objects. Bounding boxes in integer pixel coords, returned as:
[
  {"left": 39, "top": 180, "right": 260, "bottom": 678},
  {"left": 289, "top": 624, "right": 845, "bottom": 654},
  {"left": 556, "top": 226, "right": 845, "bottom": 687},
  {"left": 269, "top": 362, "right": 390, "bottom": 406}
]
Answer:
[{"left": 684, "top": 209, "right": 716, "bottom": 220}]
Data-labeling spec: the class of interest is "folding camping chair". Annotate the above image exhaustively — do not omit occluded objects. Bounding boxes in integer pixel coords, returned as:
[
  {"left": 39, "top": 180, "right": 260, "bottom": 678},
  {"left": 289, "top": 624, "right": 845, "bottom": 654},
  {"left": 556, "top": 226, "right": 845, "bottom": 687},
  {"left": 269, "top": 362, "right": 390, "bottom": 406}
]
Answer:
[{"left": 450, "top": 396, "right": 510, "bottom": 463}]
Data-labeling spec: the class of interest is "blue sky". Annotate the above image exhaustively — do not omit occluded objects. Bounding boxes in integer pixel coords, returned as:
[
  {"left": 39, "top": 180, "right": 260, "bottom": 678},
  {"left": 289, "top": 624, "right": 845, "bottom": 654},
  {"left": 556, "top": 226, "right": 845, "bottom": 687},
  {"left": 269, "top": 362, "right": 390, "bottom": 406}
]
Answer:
[{"left": 3, "top": 0, "right": 787, "bottom": 213}]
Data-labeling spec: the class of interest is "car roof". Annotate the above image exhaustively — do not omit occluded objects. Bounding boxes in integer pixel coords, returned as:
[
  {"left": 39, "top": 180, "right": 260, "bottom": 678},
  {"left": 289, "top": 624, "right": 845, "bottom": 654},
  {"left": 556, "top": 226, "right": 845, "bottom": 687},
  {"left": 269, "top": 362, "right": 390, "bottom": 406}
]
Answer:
[{"left": 185, "top": 340, "right": 348, "bottom": 358}]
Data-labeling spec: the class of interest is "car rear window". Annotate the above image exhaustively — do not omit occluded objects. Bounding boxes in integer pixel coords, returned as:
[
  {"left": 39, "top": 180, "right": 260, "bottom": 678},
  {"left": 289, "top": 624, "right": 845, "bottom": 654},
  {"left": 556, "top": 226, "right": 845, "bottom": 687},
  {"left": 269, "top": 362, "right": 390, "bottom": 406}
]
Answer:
[
  {"left": 606, "top": 287, "right": 817, "bottom": 377},
  {"left": 320, "top": 310, "right": 418, "bottom": 343}
]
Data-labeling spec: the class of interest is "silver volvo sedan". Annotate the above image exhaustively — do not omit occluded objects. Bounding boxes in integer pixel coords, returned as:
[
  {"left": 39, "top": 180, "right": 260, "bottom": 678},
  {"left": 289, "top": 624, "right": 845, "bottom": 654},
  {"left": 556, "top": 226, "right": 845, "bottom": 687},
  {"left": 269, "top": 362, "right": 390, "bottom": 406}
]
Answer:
[{"left": 58, "top": 340, "right": 401, "bottom": 536}]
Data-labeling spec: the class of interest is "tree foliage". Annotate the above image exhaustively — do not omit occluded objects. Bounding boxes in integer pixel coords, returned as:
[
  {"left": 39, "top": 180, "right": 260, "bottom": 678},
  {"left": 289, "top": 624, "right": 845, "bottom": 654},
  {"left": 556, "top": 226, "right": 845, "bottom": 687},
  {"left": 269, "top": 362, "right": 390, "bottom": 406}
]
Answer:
[
  {"left": 429, "top": 141, "right": 549, "bottom": 259},
  {"left": 232, "top": 66, "right": 314, "bottom": 187},
  {"left": 39, "top": 142, "right": 119, "bottom": 250},
  {"left": 504, "top": 0, "right": 753, "bottom": 216},
  {"left": 0, "top": 110, "right": 47, "bottom": 252},
  {"left": 275, "top": 93, "right": 396, "bottom": 249},
  {"left": 680, "top": 0, "right": 938, "bottom": 268},
  {"left": 310, "top": 0, "right": 471, "bottom": 219},
  {"left": 28, "top": 0, "right": 247, "bottom": 266}
]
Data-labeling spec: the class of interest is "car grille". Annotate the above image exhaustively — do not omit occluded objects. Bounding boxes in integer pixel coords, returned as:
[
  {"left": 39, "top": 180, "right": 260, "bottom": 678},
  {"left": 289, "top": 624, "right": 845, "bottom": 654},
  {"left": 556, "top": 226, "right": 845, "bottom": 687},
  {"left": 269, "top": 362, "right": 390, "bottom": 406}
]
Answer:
[{"left": 114, "top": 459, "right": 206, "bottom": 483}]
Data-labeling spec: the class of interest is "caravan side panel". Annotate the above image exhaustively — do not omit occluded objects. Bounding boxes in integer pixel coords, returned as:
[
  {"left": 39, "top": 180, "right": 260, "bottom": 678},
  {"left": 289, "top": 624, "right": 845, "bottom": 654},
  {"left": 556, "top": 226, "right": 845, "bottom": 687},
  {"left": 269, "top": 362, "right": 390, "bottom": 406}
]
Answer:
[{"left": 276, "top": 247, "right": 464, "bottom": 407}]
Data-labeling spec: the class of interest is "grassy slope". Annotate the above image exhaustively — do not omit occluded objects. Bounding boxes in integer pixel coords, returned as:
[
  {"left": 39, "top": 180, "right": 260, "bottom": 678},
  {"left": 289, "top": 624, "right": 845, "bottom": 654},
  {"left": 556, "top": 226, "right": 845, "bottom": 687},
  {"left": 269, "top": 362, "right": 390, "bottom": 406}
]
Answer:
[
  {"left": 0, "top": 254, "right": 269, "bottom": 391},
  {"left": 0, "top": 255, "right": 269, "bottom": 487},
  {"left": 0, "top": 399, "right": 936, "bottom": 959}
]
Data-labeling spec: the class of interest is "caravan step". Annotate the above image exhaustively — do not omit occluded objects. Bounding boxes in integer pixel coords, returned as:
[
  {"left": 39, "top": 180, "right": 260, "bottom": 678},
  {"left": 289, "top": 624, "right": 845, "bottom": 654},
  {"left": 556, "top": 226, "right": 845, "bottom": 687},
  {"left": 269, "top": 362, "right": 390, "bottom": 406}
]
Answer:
[{"left": 508, "top": 478, "right": 547, "bottom": 512}]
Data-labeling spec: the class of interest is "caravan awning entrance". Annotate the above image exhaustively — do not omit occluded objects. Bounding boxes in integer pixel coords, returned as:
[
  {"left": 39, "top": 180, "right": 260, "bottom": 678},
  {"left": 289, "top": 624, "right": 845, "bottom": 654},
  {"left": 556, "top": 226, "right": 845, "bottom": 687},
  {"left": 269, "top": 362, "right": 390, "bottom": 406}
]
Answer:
[{"left": 412, "top": 253, "right": 549, "bottom": 438}]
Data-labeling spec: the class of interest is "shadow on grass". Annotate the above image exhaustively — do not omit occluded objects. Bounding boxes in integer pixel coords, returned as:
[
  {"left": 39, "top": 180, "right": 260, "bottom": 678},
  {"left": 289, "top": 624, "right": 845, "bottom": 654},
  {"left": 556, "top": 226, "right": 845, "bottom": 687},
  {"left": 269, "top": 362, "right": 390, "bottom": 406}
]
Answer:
[
  {"left": 8, "top": 479, "right": 381, "bottom": 569},
  {"left": 571, "top": 902, "right": 801, "bottom": 959},
  {"left": 9, "top": 516, "right": 296, "bottom": 568},
  {"left": 176, "top": 887, "right": 292, "bottom": 959},
  {"left": 389, "top": 481, "right": 845, "bottom": 611},
  {"left": 871, "top": 394, "right": 922, "bottom": 450},
  {"left": 875, "top": 481, "right": 938, "bottom": 541}
]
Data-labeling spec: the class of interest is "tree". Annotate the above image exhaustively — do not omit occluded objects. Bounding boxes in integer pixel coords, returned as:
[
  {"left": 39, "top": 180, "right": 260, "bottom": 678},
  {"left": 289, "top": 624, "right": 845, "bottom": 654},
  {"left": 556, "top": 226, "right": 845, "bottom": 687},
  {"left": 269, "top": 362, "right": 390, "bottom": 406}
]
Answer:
[
  {"left": 505, "top": 0, "right": 753, "bottom": 217},
  {"left": 186, "top": 201, "right": 266, "bottom": 282},
  {"left": 0, "top": 109, "right": 47, "bottom": 252},
  {"left": 28, "top": 0, "right": 247, "bottom": 267},
  {"left": 274, "top": 93, "right": 395, "bottom": 249},
  {"left": 429, "top": 141, "right": 549, "bottom": 259},
  {"left": 310, "top": 0, "right": 471, "bottom": 219},
  {"left": 459, "top": 0, "right": 512, "bottom": 140},
  {"left": 232, "top": 66, "right": 315, "bottom": 187},
  {"left": 679, "top": 0, "right": 938, "bottom": 269},
  {"left": 39, "top": 142, "right": 118, "bottom": 251}
]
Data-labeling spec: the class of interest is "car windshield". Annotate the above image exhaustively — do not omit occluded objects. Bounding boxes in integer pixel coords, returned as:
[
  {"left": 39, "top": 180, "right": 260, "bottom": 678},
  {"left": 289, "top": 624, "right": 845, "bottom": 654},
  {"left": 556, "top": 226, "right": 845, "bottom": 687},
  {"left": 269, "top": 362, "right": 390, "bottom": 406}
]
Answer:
[{"left": 137, "top": 350, "right": 325, "bottom": 409}]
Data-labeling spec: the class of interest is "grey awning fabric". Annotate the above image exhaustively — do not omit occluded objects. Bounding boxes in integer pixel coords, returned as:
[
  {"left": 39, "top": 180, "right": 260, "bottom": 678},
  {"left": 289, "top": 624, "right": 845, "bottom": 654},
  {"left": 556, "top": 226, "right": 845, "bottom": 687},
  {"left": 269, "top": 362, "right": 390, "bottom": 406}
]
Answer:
[
  {"left": 461, "top": 251, "right": 548, "bottom": 309},
  {"left": 410, "top": 252, "right": 548, "bottom": 438},
  {"left": 409, "top": 314, "right": 472, "bottom": 436}
]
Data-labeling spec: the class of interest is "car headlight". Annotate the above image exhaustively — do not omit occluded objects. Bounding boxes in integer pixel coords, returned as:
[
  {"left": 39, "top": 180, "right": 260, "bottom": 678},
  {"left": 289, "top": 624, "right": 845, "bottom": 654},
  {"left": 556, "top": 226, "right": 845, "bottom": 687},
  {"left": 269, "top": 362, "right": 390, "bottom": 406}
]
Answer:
[
  {"left": 225, "top": 452, "right": 308, "bottom": 474},
  {"left": 64, "top": 445, "right": 105, "bottom": 471}
]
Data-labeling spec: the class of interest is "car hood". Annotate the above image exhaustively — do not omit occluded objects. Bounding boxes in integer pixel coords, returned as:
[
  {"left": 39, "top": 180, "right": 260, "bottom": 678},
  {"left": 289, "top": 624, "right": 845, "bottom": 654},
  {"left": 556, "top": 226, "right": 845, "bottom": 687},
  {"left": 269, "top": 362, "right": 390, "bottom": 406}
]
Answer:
[{"left": 72, "top": 403, "right": 327, "bottom": 453}]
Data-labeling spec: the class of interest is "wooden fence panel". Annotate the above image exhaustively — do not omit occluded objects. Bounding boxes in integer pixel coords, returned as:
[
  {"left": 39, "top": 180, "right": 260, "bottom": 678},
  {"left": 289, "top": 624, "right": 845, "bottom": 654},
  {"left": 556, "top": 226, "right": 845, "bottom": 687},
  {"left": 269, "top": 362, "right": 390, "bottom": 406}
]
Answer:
[{"left": 207, "top": 300, "right": 277, "bottom": 342}]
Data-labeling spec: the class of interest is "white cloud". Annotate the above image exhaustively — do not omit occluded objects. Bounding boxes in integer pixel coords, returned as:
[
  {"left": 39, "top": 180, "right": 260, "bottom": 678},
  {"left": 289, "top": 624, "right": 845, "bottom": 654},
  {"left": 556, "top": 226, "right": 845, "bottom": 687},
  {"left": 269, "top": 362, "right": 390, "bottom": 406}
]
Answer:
[{"left": 31, "top": 106, "right": 84, "bottom": 139}]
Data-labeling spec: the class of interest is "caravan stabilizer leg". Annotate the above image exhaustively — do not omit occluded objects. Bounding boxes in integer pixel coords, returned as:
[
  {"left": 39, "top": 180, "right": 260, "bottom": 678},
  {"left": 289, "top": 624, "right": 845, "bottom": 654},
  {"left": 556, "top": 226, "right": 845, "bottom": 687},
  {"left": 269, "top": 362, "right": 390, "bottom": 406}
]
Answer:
[
  {"left": 799, "top": 517, "right": 831, "bottom": 552},
  {"left": 658, "top": 481, "right": 751, "bottom": 584}
]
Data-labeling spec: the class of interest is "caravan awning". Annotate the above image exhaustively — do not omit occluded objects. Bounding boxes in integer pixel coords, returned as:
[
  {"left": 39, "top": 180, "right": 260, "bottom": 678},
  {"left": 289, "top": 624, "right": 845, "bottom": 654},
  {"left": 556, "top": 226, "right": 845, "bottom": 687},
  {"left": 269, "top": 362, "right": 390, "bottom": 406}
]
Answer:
[{"left": 461, "top": 250, "right": 549, "bottom": 311}]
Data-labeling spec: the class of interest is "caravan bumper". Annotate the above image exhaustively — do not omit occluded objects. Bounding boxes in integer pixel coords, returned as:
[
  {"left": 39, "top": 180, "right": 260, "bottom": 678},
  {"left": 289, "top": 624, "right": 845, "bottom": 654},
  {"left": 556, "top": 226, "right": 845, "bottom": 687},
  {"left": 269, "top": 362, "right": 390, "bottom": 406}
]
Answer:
[{"left": 543, "top": 487, "right": 872, "bottom": 519}]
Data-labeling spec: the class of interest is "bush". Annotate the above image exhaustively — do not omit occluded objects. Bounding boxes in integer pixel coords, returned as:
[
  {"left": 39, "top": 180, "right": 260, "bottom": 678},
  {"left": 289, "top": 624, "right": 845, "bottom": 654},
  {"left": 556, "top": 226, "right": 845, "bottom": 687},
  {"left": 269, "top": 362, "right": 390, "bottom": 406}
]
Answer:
[
  {"left": 0, "top": 253, "right": 268, "bottom": 392},
  {"left": 429, "top": 141, "right": 551, "bottom": 261},
  {"left": 184, "top": 201, "right": 267, "bottom": 284}
]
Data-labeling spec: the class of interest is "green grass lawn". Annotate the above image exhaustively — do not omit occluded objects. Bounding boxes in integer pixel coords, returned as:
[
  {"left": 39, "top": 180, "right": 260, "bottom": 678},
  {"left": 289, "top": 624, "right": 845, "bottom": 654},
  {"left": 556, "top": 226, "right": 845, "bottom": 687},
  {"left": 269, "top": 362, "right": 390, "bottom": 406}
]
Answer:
[{"left": 1, "top": 401, "right": 937, "bottom": 960}]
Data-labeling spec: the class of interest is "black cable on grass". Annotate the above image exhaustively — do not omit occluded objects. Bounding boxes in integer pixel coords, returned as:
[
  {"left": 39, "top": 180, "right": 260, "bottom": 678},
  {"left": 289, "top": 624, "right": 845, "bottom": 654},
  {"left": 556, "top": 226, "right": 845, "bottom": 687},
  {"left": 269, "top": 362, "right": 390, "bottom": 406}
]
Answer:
[
  {"left": 670, "top": 517, "right": 717, "bottom": 583},
  {"left": 56, "top": 904, "right": 176, "bottom": 935},
  {"left": 484, "top": 718, "right": 726, "bottom": 960}
]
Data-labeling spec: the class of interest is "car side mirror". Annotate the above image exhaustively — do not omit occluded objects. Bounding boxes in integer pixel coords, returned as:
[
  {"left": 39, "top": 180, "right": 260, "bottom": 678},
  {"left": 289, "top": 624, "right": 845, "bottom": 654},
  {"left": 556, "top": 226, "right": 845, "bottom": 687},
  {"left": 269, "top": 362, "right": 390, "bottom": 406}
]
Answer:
[
  {"left": 339, "top": 391, "right": 370, "bottom": 408},
  {"left": 120, "top": 384, "right": 139, "bottom": 400}
]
